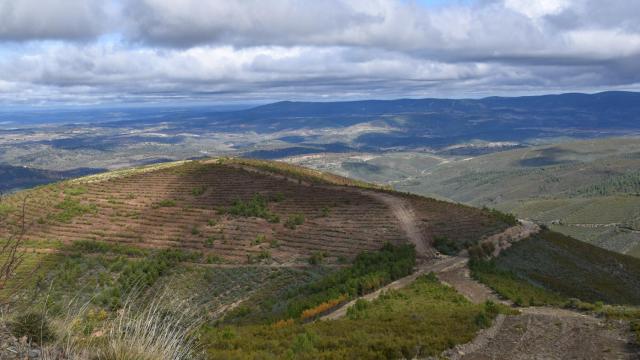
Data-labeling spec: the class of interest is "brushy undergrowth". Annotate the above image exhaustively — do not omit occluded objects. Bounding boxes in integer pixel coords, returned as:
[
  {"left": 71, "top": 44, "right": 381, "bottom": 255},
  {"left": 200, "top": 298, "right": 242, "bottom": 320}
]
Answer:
[
  {"left": 470, "top": 230, "right": 640, "bottom": 341},
  {"left": 220, "top": 243, "right": 415, "bottom": 325},
  {"left": 20, "top": 244, "right": 202, "bottom": 316},
  {"left": 204, "top": 274, "right": 510, "bottom": 359},
  {"left": 475, "top": 229, "right": 640, "bottom": 305},
  {"left": 8, "top": 312, "right": 56, "bottom": 344},
  {"left": 469, "top": 258, "right": 567, "bottom": 307}
]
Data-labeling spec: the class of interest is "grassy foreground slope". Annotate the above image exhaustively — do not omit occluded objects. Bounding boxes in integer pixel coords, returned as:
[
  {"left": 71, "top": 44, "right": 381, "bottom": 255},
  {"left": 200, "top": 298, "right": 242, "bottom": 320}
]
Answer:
[{"left": 203, "top": 274, "right": 506, "bottom": 359}]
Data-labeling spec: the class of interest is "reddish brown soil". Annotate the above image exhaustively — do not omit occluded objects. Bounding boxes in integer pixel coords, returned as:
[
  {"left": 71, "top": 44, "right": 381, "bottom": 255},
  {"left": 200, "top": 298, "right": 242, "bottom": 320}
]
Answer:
[{"left": 3, "top": 161, "right": 508, "bottom": 264}]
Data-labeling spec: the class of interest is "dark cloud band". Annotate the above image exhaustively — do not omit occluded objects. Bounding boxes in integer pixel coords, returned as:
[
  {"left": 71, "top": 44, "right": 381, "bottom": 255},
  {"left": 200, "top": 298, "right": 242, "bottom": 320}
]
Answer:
[{"left": 0, "top": 0, "right": 638, "bottom": 105}]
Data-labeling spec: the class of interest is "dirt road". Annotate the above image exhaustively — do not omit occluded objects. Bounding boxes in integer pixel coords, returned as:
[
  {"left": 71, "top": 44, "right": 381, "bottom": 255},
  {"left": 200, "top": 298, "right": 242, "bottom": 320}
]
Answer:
[
  {"left": 232, "top": 162, "right": 437, "bottom": 258},
  {"left": 362, "top": 191, "right": 435, "bottom": 258},
  {"left": 445, "top": 307, "right": 640, "bottom": 360},
  {"left": 436, "top": 258, "right": 503, "bottom": 304},
  {"left": 480, "top": 219, "right": 540, "bottom": 257},
  {"left": 322, "top": 220, "right": 539, "bottom": 319}
]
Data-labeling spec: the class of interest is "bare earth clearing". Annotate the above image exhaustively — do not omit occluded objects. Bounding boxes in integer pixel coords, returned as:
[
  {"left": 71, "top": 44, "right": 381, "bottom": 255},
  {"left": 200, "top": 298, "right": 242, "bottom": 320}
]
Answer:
[{"left": 448, "top": 307, "right": 639, "bottom": 360}]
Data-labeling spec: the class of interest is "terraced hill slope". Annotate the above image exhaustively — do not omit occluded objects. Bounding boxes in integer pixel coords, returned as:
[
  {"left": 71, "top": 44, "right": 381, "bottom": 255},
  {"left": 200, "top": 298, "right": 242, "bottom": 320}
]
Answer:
[{"left": 1, "top": 158, "right": 509, "bottom": 266}]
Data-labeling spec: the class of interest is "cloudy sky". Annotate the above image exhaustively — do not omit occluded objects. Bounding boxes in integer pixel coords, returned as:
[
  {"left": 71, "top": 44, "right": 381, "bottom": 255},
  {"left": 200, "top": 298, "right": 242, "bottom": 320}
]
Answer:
[{"left": 0, "top": 0, "right": 639, "bottom": 106}]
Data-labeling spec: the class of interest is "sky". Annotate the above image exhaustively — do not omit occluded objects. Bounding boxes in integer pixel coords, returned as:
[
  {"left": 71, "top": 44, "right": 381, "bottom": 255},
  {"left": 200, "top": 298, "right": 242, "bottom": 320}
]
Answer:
[{"left": 0, "top": 0, "right": 639, "bottom": 107}]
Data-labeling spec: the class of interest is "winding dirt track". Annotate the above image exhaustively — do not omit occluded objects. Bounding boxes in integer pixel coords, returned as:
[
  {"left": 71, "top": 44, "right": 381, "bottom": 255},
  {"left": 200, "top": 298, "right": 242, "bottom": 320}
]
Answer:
[
  {"left": 231, "top": 163, "right": 436, "bottom": 258},
  {"left": 322, "top": 221, "right": 534, "bottom": 320},
  {"left": 361, "top": 191, "right": 435, "bottom": 258}
]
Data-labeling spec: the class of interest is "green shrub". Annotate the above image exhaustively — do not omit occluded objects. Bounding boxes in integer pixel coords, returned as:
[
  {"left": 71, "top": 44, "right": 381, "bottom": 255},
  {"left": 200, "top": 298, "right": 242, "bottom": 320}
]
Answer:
[
  {"left": 97, "top": 249, "right": 199, "bottom": 309},
  {"left": 285, "top": 214, "right": 305, "bottom": 230},
  {"left": 484, "top": 207, "right": 518, "bottom": 226},
  {"left": 53, "top": 198, "right": 97, "bottom": 223},
  {"left": 307, "top": 252, "right": 325, "bottom": 265},
  {"left": 433, "top": 236, "right": 460, "bottom": 255},
  {"left": 470, "top": 258, "right": 567, "bottom": 306},
  {"left": 70, "top": 240, "right": 146, "bottom": 257},
  {"left": 154, "top": 199, "right": 177, "bottom": 208},
  {"left": 286, "top": 243, "right": 416, "bottom": 319},
  {"left": 205, "top": 237, "right": 215, "bottom": 247},
  {"left": 481, "top": 242, "right": 495, "bottom": 256},
  {"left": 631, "top": 320, "right": 640, "bottom": 342},
  {"left": 474, "top": 312, "right": 491, "bottom": 328},
  {"left": 269, "top": 192, "right": 285, "bottom": 202},
  {"left": 63, "top": 186, "right": 87, "bottom": 196},
  {"left": 9, "top": 312, "right": 55, "bottom": 343},
  {"left": 467, "top": 245, "right": 484, "bottom": 261},
  {"left": 207, "top": 254, "right": 223, "bottom": 264},
  {"left": 204, "top": 273, "right": 500, "bottom": 359},
  {"left": 191, "top": 186, "right": 207, "bottom": 196},
  {"left": 347, "top": 299, "right": 371, "bottom": 320},
  {"left": 225, "top": 194, "right": 280, "bottom": 223},
  {"left": 481, "top": 229, "right": 640, "bottom": 305},
  {"left": 253, "top": 234, "right": 266, "bottom": 245},
  {"left": 0, "top": 202, "right": 14, "bottom": 217},
  {"left": 290, "top": 331, "right": 318, "bottom": 355}
]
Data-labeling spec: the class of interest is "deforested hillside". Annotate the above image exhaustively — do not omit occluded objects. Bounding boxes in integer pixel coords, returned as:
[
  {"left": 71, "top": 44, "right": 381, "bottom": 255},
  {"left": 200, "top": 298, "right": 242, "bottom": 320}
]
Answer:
[{"left": 0, "top": 158, "right": 508, "bottom": 265}]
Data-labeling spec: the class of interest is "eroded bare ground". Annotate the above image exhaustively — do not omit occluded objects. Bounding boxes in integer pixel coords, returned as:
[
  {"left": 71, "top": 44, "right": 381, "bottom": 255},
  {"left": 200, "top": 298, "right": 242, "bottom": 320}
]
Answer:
[
  {"left": 436, "top": 258, "right": 502, "bottom": 304},
  {"left": 360, "top": 190, "right": 435, "bottom": 258},
  {"left": 445, "top": 308, "right": 640, "bottom": 360}
]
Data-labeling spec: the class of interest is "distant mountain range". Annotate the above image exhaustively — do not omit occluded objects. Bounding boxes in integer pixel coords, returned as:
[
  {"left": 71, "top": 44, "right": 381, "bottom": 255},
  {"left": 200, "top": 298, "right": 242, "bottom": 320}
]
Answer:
[
  {"left": 247, "top": 91, "right": 640, "bottom": 118},
  {"left": 2, "top": 91, "right": 640, "bottom": 192},
  {"left": 218, "top": 91, "right": 640, "bottom": 152}
]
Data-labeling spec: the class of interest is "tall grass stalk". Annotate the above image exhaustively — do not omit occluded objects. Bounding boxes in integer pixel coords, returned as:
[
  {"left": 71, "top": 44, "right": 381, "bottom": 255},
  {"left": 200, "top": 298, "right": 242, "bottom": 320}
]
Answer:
[
  {"left": 19, "top": 289, "right": 202, "bottom": 360},
  {"left": 95, "top": 293, "right": 201, "bottom": 360}
]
